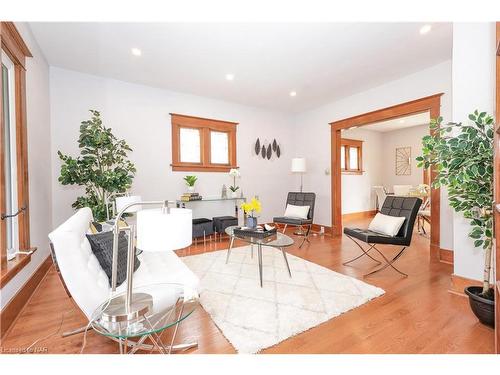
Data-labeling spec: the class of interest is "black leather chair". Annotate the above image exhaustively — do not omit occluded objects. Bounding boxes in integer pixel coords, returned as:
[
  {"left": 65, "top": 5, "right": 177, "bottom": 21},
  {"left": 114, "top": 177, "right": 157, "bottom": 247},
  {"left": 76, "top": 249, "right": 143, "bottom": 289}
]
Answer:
[
  {"left": 273, "top": 192, "right": 316, "bottom": 248},
  {"left": 343, "top": 196, "right": 422, "bottom": 277}
]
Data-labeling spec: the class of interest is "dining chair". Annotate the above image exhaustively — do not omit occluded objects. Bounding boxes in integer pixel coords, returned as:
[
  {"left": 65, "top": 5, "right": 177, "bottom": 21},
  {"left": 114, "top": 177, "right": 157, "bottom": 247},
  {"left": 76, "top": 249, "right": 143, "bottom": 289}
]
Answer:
[
  {"left": 393, "top": 185, "right": 413, "bottom": 196},
  {"left": 417, "top": 198, "right": 431, "bottom": 235},
  {"left": 373, "top": 186, "right": 387, "bottom": 211}
]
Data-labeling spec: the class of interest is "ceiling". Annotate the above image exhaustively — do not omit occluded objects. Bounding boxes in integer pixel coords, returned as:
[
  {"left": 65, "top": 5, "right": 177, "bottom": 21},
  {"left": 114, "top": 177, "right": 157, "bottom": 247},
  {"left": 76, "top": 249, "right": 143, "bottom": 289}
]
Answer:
[
  {"left": 360, "top": 112, "right": 430, "bottom": 132},
  {"left": 29, "top": 22, "right": 452, "bottom": 113}
]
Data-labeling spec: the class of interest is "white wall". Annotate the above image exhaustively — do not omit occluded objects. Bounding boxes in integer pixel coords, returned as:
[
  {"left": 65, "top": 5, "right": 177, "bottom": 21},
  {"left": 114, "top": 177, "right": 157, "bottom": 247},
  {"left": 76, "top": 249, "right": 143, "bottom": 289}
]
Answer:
[
  {"left": 451, "top": 23, "right": 496, "bottom": 280},
  {"left": 380, "top": 124, "right": 429, "bottom": 192},
  {"left": 340, "top": 128, "right": 383, "bottom": 214},
  {"left": 1, "top": 23, "right": 52, "bottom": 309},
  {"left": 49, "top": 68, "right": 295, "bottom": 228},
  {"left": 294, "top": 60, "right": 454, "bottom": 250}
]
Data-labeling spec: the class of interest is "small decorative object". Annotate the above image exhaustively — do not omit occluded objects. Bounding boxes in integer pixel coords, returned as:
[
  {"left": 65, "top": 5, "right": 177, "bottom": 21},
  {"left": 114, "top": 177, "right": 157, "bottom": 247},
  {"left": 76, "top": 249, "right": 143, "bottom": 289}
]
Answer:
[
  {"left": 254, "top": 138, "right": 261, "bottom": 155},
  {"left": 266, "top": 144, "right": 272, "bottom": 159},
  {"left": 417, "top": 184, "right": 430, "bottom": 195},
  {"left": 272, "top": 139, "right": 277, "bottom": 151},
  {"left": 183, "top": 175, "right": 197, "bottom": 193},
  {"left": 228, "top": 168, "right": 241, "bottom": 198},
  {"left": 395, "top": 147, "right": 411, "bottom": 176},
  {"left": 241, "top": 197, "right": 262, "bottom": 228},
  {"left": 276, "top": 145, "right": 281, "bottom": 158},
  {"left": 261, "top": 145, "right": 266, "bottom": 159},
  {"left": 221, "top": 184, "right": 228, "bottom": 199}
]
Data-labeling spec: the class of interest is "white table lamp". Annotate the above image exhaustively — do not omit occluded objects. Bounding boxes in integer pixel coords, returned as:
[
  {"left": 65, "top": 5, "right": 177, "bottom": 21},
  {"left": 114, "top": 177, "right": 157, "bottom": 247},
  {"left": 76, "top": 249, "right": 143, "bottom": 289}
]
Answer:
[
  {"left": 137, "top": 208, "right": 192, "bottom": 252},
  {"left": 103, "top": 200, "right": 192, "bottom": 323},
  {"left": 291, "top": 158, "right": 307, "bottom": 192}
]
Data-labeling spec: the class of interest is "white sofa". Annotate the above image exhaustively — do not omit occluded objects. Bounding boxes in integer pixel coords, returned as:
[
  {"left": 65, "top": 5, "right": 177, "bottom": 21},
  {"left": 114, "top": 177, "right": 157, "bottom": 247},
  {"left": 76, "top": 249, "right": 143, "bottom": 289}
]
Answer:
[{"left": 48, "top": 207, "right": 199, "bottom": 320}]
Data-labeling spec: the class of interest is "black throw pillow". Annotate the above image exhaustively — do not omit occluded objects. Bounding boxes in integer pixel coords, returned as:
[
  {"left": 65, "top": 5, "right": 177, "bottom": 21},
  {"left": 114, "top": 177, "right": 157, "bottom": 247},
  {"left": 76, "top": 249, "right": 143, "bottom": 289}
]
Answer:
[{"left": 86, "top": 231, "right": 141, "bottom": 287}]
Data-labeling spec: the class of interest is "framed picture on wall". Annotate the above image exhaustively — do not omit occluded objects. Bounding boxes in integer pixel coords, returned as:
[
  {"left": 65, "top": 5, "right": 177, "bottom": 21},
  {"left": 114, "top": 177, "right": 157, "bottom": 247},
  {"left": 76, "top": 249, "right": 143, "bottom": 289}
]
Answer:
[{"left": 395, "top": 146, "right": 411, "bottom": 176}]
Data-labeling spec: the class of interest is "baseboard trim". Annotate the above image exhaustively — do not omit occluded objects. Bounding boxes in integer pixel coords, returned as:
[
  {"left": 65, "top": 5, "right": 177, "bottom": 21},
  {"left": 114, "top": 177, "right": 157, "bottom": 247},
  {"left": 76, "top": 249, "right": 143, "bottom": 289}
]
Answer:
[
  {"left": 311, "top": 224, "right": 333, "bottom": 235},
  {"left": 0, "top": 255, "right": 52, "bottom": 339},
  {"left": 342, "top": 210, "right": 377, "bottom": 221},
  {"left": 449, "top": 274, "right": 483, "bottom": 297},
  {"left": 440, "top": 248, "right": 453, "bottom": 264}
]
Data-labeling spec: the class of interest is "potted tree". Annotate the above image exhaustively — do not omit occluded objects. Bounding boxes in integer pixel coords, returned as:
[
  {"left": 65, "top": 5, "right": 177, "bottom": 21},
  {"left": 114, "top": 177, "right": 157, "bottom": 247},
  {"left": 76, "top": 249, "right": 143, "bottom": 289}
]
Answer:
[
  {"left": 417, "top": 110, "right": 495, "bottom": 327},
  {"left": 58, "top": 110, "right": 136, "bottom": 222}
]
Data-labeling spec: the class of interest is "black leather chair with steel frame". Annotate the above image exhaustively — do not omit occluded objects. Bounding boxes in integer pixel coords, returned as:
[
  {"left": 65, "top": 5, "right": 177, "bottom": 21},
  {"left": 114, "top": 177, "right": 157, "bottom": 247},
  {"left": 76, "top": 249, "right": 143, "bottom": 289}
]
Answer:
[
  {"left": 343, "top": 196, "right": 422, "bottom": 277},
  {"left": 273, "top": 192, "right": 316, "bottom": 248}
]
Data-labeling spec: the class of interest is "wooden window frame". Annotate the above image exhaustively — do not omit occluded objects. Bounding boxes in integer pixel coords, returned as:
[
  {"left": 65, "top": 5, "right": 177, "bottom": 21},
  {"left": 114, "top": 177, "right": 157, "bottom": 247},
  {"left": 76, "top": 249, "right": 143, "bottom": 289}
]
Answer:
[
  {"left": 0, "top": 22, "right": 33, "bottom": 285},
  {"left": 170, "top": 113, "right": 238, "bottom": 172},
  {"left": 340, "top": 138, "right": 363, "bottom": 175}
]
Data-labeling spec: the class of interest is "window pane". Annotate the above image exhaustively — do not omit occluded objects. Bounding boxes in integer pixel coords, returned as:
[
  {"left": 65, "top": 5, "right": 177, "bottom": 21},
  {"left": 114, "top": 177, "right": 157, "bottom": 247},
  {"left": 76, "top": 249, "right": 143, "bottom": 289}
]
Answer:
[
  {"left": 349, "top": 147, "right": 359, "bottom": 170},
  {"left": 2, "top": 59, "right": 19, "bottom": 253},
  {"left": 340, "top": 146, "right": 345, "bottom": 169},
  {"left": 179, "top": 127, "right": 201, "bottom": 163},
  {"left": 210, "top": 131, "right": 229, "bottom": 164}
]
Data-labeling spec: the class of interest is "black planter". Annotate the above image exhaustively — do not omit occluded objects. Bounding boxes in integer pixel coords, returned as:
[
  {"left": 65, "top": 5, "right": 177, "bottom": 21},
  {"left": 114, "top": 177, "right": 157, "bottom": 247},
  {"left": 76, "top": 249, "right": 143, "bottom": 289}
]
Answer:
[{"left": 464, "top": 286, "right": 495, "bottom": 328}]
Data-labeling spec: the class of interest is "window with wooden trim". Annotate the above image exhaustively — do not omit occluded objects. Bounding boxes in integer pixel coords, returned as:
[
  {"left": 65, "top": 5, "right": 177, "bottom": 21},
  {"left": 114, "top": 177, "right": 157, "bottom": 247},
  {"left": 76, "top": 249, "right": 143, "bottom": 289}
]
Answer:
[
  {"left": 170, "top": 113, "right": 237, "bottom": 172},
  {"left": 1, "top": 22, "right": 32, "bottom": 284},
  {"left": 340, "top": 138, "right": 363, "bottom": 174}
]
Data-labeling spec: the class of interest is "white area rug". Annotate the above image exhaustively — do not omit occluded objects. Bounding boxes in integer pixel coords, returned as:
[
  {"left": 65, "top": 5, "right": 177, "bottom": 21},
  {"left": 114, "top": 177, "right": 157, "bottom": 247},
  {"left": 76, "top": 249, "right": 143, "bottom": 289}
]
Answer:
[{"left": 181, "top": 246, "right": 385, "bottom": 353}]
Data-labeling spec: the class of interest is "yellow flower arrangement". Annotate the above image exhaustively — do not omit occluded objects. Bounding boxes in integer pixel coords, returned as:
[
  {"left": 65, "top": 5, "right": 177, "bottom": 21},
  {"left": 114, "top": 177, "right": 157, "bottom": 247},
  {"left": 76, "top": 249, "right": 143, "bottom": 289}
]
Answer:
[{"left": 240, "top": 197, "right": 262, "bottom": 218}]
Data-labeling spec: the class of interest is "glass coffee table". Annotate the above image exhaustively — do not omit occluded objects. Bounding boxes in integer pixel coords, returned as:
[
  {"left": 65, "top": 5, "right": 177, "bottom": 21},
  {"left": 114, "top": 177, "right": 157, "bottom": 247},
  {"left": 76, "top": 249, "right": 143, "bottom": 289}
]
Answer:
[
  {"left": 225, "top": 225, "right": 294, "bottom": 287},
  {"left": 90, "top": 283, "right": 198, "bottom": 354}
]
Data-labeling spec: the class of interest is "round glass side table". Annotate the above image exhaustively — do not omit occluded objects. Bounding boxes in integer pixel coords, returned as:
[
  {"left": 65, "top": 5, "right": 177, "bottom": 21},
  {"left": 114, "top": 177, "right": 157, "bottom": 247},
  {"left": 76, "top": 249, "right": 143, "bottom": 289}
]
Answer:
[{"left": 90, "top": 283, "right": 198, "bottom": 354}]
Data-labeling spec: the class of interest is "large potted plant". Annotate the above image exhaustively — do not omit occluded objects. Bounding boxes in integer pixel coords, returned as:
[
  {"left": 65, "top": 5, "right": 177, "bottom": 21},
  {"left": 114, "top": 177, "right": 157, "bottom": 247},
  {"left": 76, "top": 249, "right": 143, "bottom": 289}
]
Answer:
[
  {"left": 417, "top": 110, "right": 495, "bottom": 327},
  {"left": 58, "top": 110, "right": 136, "bottom": 222}
]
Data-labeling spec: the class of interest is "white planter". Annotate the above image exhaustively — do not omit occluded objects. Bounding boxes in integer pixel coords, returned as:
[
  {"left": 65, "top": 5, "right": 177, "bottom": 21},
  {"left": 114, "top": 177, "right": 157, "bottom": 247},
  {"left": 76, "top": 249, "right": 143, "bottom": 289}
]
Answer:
[
  {"left": 188, "top": 186, "right": 195, "bottom": 193},
  {"left": 231, "top": 191, "right": 238, "bottom": 198}
]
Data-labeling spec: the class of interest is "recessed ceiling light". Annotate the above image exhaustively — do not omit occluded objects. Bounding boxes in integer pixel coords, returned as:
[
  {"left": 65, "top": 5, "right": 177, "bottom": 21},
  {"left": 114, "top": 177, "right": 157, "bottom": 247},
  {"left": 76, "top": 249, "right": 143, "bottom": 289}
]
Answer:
[
  {"left": 131, "top": 48, "right": 142, "bottom": 56},
  {"left": 225, "top": 73, "right": 235, "bottom": 81},
  {"left": 419, "top": 24, "right": 432, "bottom": 35},
  {"left": 289, "top": 91, "right": 297, "bottom": 97}
]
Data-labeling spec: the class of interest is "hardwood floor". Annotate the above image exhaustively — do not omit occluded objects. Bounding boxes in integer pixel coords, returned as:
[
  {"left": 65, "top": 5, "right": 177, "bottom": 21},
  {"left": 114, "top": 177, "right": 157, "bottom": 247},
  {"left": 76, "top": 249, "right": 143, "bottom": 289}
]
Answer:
[{"left": 0, "top": 218, "right": 494, "bottom": 354}]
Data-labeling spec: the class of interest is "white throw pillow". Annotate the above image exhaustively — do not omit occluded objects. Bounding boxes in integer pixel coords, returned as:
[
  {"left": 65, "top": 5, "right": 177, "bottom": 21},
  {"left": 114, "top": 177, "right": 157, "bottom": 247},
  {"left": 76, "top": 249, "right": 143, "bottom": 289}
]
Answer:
[
  {"left": 368, "top": 213, "right": 406, "bottom": 237},
  {"left": 284, "top": 204, "right": 310, "bottom": 219}
]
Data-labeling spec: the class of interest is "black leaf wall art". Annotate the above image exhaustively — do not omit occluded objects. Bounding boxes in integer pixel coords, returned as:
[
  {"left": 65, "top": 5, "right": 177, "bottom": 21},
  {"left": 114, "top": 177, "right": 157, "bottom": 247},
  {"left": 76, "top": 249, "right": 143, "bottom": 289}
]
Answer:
[
  {"left": 254, "top": 138, "right": 282, "bottom": 160},
  {"left": 255, "top": 138, "right": 260, "bottom": 155}
]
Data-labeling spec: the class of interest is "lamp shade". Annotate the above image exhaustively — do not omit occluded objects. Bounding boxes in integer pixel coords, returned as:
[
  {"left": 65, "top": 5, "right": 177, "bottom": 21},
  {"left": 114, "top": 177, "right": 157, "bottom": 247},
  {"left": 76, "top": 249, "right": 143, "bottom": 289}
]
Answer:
[
  {"left": 291, "top": 158, "right": 306, "bottom": 173},
  {"left": 136, "top": 208, "right": 192, "bottom": 252},
  {"left": 116, "top": 195, "right": 142, "bottom": 213}
]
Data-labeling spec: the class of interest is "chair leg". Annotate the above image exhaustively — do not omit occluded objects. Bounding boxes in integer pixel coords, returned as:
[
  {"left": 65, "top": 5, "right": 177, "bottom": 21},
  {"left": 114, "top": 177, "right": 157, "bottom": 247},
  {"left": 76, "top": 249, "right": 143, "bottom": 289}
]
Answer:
[
  {"left": 364, "top": 245, "right": 408, "bottom": 277},
  {"left": 282, "top": 224, "right": 288, "bottom": 234},
  {"left": 343, "top": 235, "right": 382, "bottom": 265},
  {"left": 299, "top": 224, "right": 312, "bottom": 248}
]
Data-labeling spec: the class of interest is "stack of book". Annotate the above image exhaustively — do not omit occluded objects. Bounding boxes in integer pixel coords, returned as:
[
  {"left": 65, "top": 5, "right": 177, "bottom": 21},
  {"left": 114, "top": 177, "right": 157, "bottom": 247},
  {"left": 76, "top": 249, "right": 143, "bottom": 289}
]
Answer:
[{"left": 180, "top": 192, "right": 203, "bottom": 202}]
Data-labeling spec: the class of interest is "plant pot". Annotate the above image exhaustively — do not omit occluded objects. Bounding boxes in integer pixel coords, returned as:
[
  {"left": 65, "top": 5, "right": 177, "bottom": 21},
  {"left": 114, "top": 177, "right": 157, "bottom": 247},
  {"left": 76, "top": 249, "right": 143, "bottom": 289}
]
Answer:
[
  {"left": 187, "top": 186, "right": 195, "bottom": 193},
  {"left": 246, "top": 216, "right": 257, "bottom": 228},
  {"left": 464, "top": 286, "right": 495, "bottom": 327},
  {"left": 231, "top": 191, "right": 238, "bottom": 198}
]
